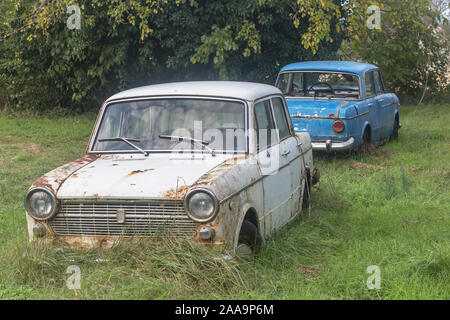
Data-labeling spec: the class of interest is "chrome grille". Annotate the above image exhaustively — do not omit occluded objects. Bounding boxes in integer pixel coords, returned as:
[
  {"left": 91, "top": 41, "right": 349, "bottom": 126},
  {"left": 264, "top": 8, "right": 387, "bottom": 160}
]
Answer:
[{"left": 50, "top": 200, "right": 196, "bottom": 237}]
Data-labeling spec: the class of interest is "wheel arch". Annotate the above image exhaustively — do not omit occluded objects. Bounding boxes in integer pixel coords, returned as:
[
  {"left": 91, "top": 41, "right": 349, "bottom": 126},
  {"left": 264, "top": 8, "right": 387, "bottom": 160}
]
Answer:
[
  {"left": 361, "top": 122, "right": 372, "bottom": 144},
  {"left": 394, "top": 111, "right": 400, "bottom": 123},
  {"left": 233, "top": 203, "right": 261, "bottom": 250}
]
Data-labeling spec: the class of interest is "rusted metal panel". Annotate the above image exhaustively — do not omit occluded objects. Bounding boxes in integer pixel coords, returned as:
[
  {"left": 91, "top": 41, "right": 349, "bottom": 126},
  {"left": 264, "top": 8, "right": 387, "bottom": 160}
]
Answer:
[{"left": 31, "top": 154, "right": 99, "bottom": 194}]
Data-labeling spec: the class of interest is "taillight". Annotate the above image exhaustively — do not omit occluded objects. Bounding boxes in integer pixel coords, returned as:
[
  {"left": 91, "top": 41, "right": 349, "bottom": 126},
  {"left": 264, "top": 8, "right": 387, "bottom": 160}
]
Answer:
[{"left": 332, "top": 120, "right": 345, "bottom": 133}]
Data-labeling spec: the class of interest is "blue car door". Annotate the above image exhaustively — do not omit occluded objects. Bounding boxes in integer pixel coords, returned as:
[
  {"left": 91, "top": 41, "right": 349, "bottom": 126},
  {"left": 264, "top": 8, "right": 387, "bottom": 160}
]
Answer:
[
  {"left": 374, "top": 70, "right": 394, "bottom": 138},
  {"left": 364, "top": 71, "right": 382, "bottom": 142}
]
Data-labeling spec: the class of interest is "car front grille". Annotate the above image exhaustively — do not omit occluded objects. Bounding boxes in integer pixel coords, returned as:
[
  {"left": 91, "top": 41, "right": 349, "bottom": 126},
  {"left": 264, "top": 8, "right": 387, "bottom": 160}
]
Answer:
[{"left": 49, "top": 200, "right": 197, "bottom": 237}]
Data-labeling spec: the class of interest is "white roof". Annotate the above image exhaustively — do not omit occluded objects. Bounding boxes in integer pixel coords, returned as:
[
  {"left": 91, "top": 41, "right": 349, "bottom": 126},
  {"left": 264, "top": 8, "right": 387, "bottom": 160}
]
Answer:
[{"left": 106, "top": 81, "right": 281, "bottom": 102}]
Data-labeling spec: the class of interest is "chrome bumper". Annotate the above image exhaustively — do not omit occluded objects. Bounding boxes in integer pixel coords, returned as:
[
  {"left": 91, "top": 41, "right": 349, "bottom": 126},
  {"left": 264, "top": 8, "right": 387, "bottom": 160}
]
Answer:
[{"left": 311, "top": 137, "right": 355, "bottom": 152}]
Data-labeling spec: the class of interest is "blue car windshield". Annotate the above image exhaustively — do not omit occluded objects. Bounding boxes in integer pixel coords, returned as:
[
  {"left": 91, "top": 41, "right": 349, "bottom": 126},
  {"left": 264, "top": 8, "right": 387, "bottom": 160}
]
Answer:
[{"left": 277, "top": 72, "right": 361, "bottom": 100}]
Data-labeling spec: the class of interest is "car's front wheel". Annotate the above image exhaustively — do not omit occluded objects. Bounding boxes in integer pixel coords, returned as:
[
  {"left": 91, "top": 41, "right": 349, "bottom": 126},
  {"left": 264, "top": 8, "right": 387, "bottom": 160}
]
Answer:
[{"left": 236, "top": 220, "right": 261, "bottom": 258}]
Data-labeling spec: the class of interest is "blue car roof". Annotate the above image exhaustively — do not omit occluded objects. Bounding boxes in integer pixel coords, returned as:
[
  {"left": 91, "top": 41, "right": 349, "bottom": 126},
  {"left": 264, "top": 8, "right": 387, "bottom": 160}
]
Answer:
[{"left": 280, "top": 61, "right": 378, "bottom": 76}]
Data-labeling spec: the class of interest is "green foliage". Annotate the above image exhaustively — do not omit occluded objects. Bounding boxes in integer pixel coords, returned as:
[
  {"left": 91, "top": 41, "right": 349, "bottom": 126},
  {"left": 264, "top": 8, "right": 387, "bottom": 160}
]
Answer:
[
  {"left": 0, "top": 0, "right": 342, "bottom": 112},
  {"left": 1, "top": 0, "right": 448, "bottom": 111},
  {"left": 341, "top": 0, "right": 450, "bottom": 103},
  {"left": 0, "top": 104, "right": 449, "bottom": 299}
]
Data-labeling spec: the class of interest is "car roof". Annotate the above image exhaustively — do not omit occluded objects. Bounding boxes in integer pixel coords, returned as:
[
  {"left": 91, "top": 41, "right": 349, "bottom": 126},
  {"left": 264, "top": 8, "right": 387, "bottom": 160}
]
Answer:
[
  {"left": 280, "top": 61, "right": 378, "bottom": 76},
  {"left": 106, "top": 81, "right": 282, "bottom": 102}
]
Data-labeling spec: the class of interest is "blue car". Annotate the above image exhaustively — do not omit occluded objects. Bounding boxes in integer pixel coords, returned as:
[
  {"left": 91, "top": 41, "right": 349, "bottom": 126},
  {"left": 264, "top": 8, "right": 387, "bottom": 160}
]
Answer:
[{"left": 275, "top": 61, "right": 400, "bottom": 152}]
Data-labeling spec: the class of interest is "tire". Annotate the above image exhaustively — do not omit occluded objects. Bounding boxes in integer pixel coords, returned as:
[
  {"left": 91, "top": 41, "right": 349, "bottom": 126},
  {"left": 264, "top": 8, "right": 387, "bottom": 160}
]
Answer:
[
  {"left": 236, "top": 220, "right": 262, "bottom": 257},
  {"left": 392, "top": 118, "right": 399, "bottom": 140},
  {"left": 360, "top": 128, "right": 371, "bottom": 155},
  {"left": 302, "top": 178, "right": 310, "bottom": 211}
]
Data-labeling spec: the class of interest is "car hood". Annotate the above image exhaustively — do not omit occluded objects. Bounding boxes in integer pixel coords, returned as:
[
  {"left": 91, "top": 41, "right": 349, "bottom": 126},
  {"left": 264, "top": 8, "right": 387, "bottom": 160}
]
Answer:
[
  {"left": 285, "top": 99, "right": 354, "bottom": 117},
  {"left": 57, "top": 154, "right": 233, "bottom": 200}
]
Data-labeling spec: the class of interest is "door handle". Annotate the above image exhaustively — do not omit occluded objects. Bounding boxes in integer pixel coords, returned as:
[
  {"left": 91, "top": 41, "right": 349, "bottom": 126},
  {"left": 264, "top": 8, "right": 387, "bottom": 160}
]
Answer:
[
  {"left": 368, "top": 103, "right": 373, "bottom": 107},
  {"left": 378, "top": 98, "right": 384, "bottom": 103},
  {"left": 281, "top": 150, "right": 291, "bottom": 157}
]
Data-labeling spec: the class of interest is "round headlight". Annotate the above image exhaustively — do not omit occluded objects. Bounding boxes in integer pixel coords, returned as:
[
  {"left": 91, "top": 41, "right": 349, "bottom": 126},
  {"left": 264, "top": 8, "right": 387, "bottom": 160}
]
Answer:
[
  {"left": 25, "top": 187, "right": 58, "bottom": 221},
  {"left": 184, "top": 189, "right": 219, "bottom": 222}
]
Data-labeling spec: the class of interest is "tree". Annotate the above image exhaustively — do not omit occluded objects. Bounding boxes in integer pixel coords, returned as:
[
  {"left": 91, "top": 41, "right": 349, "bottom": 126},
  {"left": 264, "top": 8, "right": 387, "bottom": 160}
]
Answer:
[
  {"left": 0, "top": 0, "right": 343, "bottom": 111},
  {"left": 1, "top": 0, "right": 448, "bottom": 111},
  {"left": 340, "top": 0, "right": 449, "bottom": 103}
]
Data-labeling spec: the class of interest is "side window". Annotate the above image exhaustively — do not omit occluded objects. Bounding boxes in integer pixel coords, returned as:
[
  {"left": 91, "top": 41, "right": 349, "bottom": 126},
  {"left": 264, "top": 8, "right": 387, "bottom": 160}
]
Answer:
[
  {"left": 374, "top": 71, "right": 385, "bottom": 94},
  {"left": 271, "top": 97, "right": 291, "bottom": 140},
  {"left": 254, "top": 100, "right": 276, "bottom": 151},
  {"left": 276, "top": 73, "right": 290, "bottom": 94},
  {"left": 291, "top": 73, "right": 304, "bottom": 96},
  {"left": 365, "top": 71, "right": 376, "bottom": 98}
]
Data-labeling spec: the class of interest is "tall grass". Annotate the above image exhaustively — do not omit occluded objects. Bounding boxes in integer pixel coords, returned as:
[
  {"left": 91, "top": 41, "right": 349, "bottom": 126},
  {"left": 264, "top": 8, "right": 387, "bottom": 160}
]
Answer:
[{"left": 0, "top": 104, "right": 448, "bottom": 299}]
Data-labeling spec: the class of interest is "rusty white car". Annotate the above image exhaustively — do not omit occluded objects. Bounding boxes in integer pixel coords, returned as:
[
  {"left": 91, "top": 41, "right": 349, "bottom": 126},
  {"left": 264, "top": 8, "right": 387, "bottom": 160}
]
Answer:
[{"left": 25, "top": 81, "right": 318, "bottom": 255}]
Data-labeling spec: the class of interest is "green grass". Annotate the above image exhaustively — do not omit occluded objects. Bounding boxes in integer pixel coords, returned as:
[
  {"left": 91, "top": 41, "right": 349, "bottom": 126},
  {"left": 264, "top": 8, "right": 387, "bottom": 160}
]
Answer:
[{"left": 0, "top": 105, "right": 449, "bottom": 299}]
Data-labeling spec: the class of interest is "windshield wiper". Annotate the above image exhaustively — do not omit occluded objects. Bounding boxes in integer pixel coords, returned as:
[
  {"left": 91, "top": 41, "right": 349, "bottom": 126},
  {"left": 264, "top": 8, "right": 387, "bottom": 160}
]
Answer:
[
  {"left": 98, "top": 137, "right": 149, "bottom": 156},
  {"left": 159, "top": 134, "right": 216, "bottom": 157}
]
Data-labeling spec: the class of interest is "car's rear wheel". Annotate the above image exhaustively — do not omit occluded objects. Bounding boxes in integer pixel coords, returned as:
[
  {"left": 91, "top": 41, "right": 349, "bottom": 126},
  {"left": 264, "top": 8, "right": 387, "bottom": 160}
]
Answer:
[
  {"left": 302, "top": 178, "right": 310, "bottom": 211},
  {"left": 360, "top": 128, "right": 371, "bottom": 155},
  {"left": 236, "top": 220, "right": 261, "bottom": 258},
  {"left": 392, "top": 118, "right": 399, "bottom": 140}
]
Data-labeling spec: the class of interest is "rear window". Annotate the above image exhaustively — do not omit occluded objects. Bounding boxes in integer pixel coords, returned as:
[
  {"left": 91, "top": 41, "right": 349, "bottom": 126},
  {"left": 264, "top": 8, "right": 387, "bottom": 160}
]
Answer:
[{"left": 276, "top": 71, "right": 361, "bottom": 100}]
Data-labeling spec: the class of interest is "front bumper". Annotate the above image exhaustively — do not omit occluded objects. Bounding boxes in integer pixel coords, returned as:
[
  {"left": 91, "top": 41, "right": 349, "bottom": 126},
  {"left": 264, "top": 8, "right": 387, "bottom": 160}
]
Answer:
[
  {"left": 26, "top": 213, "right": 226, "bottom": 249},
  {"left": 311, "top": 137, "right": 355, "bottom": 152}
]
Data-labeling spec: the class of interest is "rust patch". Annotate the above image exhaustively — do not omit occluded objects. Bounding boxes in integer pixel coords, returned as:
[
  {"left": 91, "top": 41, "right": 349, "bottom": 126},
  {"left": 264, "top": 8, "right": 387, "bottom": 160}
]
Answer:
[
  {"left": 337, "top": 101, "right": 350, "bottom": 110},
  {"left": 54, "top": 235, "right": 117, "bottom": 250},
  {"left": 111, "top": 164, "right": 119, "bottom": 167},
  {"left": 31, "top": 154, "right": 100, "bottom": 195},
  {"left": 32, "top": 176, "right": 56, "bottom": 194},
  {"left": 192, "top": 160, "right": 236, "bottom": 187},
  {"left": 161, "top": 184, "right": 191, "bottom": 199},
  {"left": 126, "top": 169, "right": 154, "bottom": 177},
  {"left": 92, "top": 194, "right": 100, "bottom": 200}
]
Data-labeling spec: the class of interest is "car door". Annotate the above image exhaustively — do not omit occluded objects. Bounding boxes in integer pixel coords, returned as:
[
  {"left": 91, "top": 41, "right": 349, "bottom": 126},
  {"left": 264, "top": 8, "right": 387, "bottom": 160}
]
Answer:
[
  {"left": 254, "top": 98, "right": 291, "bottom": 234},
  {"left": 364, "top": 71, "right": 382, "bottom": 141},
  {"left": 374, "top": 70, "right": 393, "bottom": 138},
  {"left": 270, "top": 96, "right": 302, "bottom": 222}
]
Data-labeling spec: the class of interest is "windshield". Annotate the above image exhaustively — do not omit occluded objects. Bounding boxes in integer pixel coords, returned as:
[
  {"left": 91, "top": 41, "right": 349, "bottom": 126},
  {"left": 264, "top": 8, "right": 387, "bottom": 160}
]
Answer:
[
  {"left": 276, "top": 72, "right": 361, "bottom": 100},
  {"left": 92, "top": 98, "right": 247, "bottom": 153}
]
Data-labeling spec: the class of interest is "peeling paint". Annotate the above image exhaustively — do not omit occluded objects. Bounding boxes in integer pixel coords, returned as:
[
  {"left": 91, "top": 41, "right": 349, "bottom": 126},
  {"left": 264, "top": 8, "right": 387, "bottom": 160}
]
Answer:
[
  {"left": 126, "top": 169, "right": 154, "bottom": 177},
  {"left": 160, "top": 184, "right": 191, "bottom": 200},
  {"left": 31, "top": 154, "right": 100, "bottom": 194}
]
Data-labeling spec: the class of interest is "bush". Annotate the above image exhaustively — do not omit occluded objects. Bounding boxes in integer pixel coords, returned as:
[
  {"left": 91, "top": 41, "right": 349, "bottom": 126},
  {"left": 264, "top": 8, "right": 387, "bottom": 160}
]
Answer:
[{"left": 0, "top": 0, "right": 343, "bottom": 112}]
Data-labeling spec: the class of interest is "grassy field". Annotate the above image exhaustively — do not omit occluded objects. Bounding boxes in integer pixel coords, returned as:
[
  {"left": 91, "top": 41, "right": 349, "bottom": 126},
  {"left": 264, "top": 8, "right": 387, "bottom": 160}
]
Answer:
[{"left": 0, "top": 104, "right": 449, "bottom": 299}]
